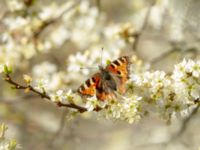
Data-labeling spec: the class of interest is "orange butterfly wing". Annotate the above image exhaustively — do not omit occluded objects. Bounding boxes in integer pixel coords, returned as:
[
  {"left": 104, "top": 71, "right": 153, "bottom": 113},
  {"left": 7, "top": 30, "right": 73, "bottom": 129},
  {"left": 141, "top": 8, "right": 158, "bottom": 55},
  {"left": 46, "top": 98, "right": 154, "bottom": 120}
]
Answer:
[
  {"left": 78, "top": 73, "right": 115, "bottom": 101},
  {"left": 105, "top": 56, "right": 130, "bottom": 94},
  {"left": 77, "top": 73, "right": 114, "bottom": 101},
  {"left": 77, "top": 73, "right": 100, "bottom": 97}
]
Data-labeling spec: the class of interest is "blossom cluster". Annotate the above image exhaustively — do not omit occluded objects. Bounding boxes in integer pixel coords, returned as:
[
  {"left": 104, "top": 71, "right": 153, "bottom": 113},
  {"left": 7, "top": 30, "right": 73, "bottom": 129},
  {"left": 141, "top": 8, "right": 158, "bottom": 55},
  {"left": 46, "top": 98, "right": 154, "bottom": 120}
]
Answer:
[
  {"left": 2, "top": 58, "right": 197, "bottom": 124},
  {"left": 1, "top": 0, "right": 199, "bottom": 125},
  {"left": 130, "top": 59, "right": 200, "bottom": 122},
  {"left": 0, "top": 0, "right": 139, "bottom": 95},
  {"left": 81, "top": 59, "right": 199, "bottom": 123},
  {"left": 0, "top": 0, "right": 103, "bottom": 69},
  {"left": 1, "top": 0, "right": 160, "bottom": 72}
]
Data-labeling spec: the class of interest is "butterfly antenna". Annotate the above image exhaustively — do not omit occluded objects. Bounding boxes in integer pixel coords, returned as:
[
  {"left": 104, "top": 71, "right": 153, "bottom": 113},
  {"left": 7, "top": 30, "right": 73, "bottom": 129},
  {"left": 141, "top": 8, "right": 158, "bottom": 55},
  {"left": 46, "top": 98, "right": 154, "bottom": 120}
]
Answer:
[
  {"left": 101, "top": 47, "right": 104, "bottom": 67},
  {"left": 80, "top": 67, "right": 97, "bottom": 70}
]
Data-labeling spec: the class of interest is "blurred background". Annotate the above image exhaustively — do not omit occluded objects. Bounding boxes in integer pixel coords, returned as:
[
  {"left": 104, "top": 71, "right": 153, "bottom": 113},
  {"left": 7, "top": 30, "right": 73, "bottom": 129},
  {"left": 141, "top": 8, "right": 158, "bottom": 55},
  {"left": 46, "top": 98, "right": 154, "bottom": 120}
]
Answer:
[{"left": 0, "top": 0, "right": 200, "bottom": 149}]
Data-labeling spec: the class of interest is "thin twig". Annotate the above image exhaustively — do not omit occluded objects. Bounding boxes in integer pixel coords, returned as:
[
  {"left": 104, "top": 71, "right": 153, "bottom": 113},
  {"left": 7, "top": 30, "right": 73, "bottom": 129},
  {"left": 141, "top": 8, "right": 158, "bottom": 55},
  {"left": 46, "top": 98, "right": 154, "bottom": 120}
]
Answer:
[
  {"left": 96, "top": 0, "right": 101, "bottom": 13},
  {"left": 132, "top": 1, "right": 155, "bottom": 51},
  {"left": 150, "top": 43, "right": 199, "bottom": 65},
  {"left": 150, "top": 49, "right": 179, "bottom": 65},
  {"left": 48, "top": 109, "right": 68, "bottom": 148},
  {"left": 33, "top": 0, "right": 81, "bottom": 38},
  {"left": 169, "top": 103, "right": 200, "bottom": 142},
  {"left": 4, "top": 74, "right": 89, "bottom": 113},
  {"left": 134, "top": 100, "right": 200, "bottom": 149}
]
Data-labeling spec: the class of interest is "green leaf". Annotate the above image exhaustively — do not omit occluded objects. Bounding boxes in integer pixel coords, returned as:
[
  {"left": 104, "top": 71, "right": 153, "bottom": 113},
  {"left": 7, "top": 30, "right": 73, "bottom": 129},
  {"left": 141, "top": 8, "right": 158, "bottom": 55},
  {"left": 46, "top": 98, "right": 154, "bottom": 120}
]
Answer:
[
  {"left": 0, "top": 123, "right": 8, "bottom": 140},
  {"left": 8, "top": 139, "right": 17, "bottom": 150},
  {"left": 106, "top": 59, "right": 111, "bottom": 65},
  {"left": 3, "top": 65, "right": 12, "bottom": 74}
]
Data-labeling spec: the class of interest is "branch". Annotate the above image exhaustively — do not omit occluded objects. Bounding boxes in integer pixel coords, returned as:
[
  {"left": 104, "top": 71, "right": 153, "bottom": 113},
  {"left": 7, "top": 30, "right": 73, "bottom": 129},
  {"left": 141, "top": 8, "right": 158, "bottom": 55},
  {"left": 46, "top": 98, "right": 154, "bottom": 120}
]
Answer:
[
  {"left": 170, "top": 103, "right": 200, "bottom": 142},
  {"left": 134, "top": 103, "right": 200, "bottom": 149},
  {"left": 48, "top": 109, "right": 68, "bottom": 148},
  {"left": 33, "top": 0, "right": 81, "bottom": 39},
  {"left": 95, "top": 0, "right": 101, "bottom": 13},
  {"left": 132, "top": 1, "right": 155, "bottom": 51},
  {"left": 4, "top": 74, "right": 89, "bottom": 113},
  {"left": 150, "top": 42, "right": 199, "bottom": 66}
]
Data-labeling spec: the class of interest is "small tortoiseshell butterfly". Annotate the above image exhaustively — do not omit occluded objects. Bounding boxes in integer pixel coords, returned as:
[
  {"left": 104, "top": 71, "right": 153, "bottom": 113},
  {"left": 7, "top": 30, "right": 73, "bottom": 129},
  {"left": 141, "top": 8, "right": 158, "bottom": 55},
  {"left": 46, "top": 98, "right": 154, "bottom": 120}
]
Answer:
[{"left": 77, "top": 56, "right": 131, "bottom": 101}]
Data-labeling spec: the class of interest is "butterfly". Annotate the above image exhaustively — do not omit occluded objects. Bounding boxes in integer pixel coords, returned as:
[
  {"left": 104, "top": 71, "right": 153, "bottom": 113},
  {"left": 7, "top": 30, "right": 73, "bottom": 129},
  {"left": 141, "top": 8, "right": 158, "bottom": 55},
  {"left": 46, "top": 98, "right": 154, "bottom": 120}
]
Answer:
[{"left": 77, "top": 56, "right": 131, "bottom": 101}]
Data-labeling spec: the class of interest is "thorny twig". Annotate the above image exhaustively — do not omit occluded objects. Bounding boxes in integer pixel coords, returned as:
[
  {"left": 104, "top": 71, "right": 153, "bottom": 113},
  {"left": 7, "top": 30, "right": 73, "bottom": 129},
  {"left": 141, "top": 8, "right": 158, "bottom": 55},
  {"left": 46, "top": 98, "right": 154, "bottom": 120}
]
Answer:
[{"left": 4, "top": 74, "right": 90, "bottom": 113}]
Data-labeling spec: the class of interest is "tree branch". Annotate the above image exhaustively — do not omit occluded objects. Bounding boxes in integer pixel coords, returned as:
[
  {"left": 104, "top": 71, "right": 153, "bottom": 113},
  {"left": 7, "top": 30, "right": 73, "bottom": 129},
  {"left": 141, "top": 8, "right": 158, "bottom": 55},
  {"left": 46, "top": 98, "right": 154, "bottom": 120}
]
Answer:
[
  {"left": 132, "top": 1, "right": 155, "bottom": 51},
  {"left": 33, "top": 0, "right": 81, "bottom": 39},
  {"left": 4, "top": 74, "right": 90, "bottom": 113},
  {"left": 48, "top": 109, "right": 68, "bottom": 148},
  {"left": 170, "top": 103, "right": 200, "bottom": 142}
]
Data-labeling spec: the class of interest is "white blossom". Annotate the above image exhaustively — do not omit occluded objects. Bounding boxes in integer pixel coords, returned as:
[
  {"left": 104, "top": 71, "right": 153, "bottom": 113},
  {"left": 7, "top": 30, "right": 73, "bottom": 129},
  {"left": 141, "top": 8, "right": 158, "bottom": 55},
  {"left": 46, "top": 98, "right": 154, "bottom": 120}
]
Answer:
[
  {"left": 50, "top": 26, "right": 70, "bottom": 47},
  {"left": 34, "top": 79, "right": 48, "bottom": 92},
  {"left": 3, "top": 17, "right": 29, "bottom": 30},
  {"left": 33, "top": 62, "right": 57, "bottom": 77},
  {"left": 1, "top": 0, "right": 200, "bottom": 126},
  {"left": 39, "top": 3, "right": 58, "bottom": 20},
  {"left": 6, "top": 0, "right": 25, "bottom": 12},
  {"left": 85, "top": 96, "right": 99, "bottom": 111}
]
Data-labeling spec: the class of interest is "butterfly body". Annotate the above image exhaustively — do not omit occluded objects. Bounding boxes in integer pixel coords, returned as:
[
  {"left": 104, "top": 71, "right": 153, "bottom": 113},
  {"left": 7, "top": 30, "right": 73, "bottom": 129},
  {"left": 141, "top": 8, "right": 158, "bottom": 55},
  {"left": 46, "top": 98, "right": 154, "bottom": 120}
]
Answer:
[{"left": 77, "top": 56, "right": 130, "bottom": 101}]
